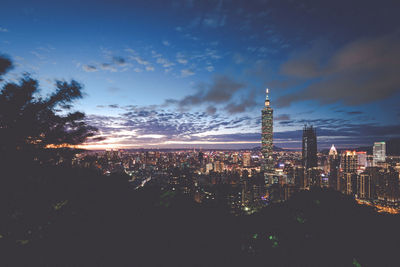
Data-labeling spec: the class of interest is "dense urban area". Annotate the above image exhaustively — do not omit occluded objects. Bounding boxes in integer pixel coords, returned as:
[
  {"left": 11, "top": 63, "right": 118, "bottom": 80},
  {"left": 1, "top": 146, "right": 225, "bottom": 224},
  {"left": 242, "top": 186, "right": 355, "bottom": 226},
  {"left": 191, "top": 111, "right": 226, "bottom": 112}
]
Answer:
[{"left": 73, "top": 139, "right": 400, "bottom": 216}]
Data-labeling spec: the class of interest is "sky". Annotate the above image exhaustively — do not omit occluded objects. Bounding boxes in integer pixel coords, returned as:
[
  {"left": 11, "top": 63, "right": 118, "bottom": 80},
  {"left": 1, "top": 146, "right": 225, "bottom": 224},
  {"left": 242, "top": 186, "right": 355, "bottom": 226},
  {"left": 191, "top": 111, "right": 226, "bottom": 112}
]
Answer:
[{"left": 1, "top": 0, "right": 400, "bottom": 150}]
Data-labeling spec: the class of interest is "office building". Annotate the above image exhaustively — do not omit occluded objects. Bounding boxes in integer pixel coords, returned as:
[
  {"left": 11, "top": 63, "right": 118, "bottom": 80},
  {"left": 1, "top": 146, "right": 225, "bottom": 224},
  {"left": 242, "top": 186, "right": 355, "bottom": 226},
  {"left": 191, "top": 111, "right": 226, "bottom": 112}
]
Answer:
[{"left": 373, "top": 142, "right": 386, "bottom": 166}]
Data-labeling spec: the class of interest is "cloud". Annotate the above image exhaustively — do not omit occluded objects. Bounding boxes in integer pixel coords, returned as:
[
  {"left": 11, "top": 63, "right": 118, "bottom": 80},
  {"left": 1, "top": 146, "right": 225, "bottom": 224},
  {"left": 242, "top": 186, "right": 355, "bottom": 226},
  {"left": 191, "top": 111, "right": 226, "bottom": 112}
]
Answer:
[
  {"left": 162, "top": 40, "right": 170, "bottom": 46},
  {"left": 112, "top": 56, "right": 127, "bottom": 66},
  {"left": 177, "top": 58, "right": 188, "bottom": 64},
  {"left": 85, "top": 103, "right": 400, "bottom": 149},
  {"left": 31, "top": 51, "right": 45, "bottom": 60},
  {"left": 233, "top": 53, "right": 245, "bottom": 64},
  {"left": 129, "top": 56, "right": 150, "bottom": 66},
  {"left": 176, "top": 52, "right": 188, "bottom": 64},
  {"left": 205, "top": 65, "right": 214, "bottom": 72},
  {"left": 206, "top": 106, "right": 217, "bottom": 115},
  {"left": 168, "top": 75, "right": 245, "bottom": 109},
  {"left": 277, "top": 33, "right": 400, "bottom": 107},
  {"left": 156, "top": 57, "right": 175, "bottom": 68},
  {"left": 84, "top": 104, "right": 258, "bottom": 148},
  {"left": 334, "top": 109, "right": 364, "bottom": 115},
  {"left": 203, "top": 14, "right": 226, "bottom": 28},
  {"left": 224, "top": 92, "right": 257, "bottom": 114},
  {"left": 181, "top": 69, "right": 195, "bottom": 77},
  {"left": 82, "top": 64, "right": 98, "bottom": 72},
  {"left": 0, "top": 27, "right": 8, "bottom": 32},
  {"left": 275, "top": 114, "right": 291, "bottom": 121},
  {"left": 145, "top": 66, "right": 155, "bottom": 71},
  {"left": 100, "top": 63, "right": 117, "bottom": 72}
]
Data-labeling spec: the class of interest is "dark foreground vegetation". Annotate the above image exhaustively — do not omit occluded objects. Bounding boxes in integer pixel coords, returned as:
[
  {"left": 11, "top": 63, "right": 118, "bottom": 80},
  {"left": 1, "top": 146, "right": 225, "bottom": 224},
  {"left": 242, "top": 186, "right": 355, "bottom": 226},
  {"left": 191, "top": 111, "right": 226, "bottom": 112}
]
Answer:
[
  {"left": 1, "top": 165, "right": 399, "bottom": 267},
  {"left": 1, "top": 54, "right": 399, "bottom": 266}
]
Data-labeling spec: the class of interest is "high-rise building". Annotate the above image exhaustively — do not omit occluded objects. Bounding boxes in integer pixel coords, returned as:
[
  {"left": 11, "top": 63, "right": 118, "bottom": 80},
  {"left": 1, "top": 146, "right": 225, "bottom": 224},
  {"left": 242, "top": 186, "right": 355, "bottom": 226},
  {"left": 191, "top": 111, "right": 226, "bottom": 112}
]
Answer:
[
  {"left": 205, "top": 163, "right": 213, "bottom": 174},
  {"left": 358, "top": 172, "right": 372, "bottom": 200},
  {"left": 243, "top": 152, "right": 251, "bottom": 167},
  {"left": 294, "top": 166, "right": 306, "bottom": 189},
  {"left": 373, "top": 142, "right": 386, "bottom": 166},
  {"left": 214, "top": 161, "right": 224, "bottom": 172},
  {"left": 261, "top": 88, "right": 274, "bottom": 172},
  {"left": 357, "top": 151, "right": 367, "bottom": 170},
  {"left": 377, "top": 167, "right": 400, "bottom": 208},
  {"left": 343, "top": 172, "right": 357, "bottom": 196},
  {"left": 341, "top": 151, "right": 358, "bottom": 173},
  {"left": 302, "top": 125, "right": 317, "bottom": 170},
  {"left": 328, "top": 144, "right": 339, "bottom": 190},
  {"left": 302, "top": 125, "right": 318, "bottom": 188},
  {"left": 340, "top": 151, "right": 358, "bottom": 194},
  {"left": 232, "top": 153, "right": 238, "bottom": 164}
]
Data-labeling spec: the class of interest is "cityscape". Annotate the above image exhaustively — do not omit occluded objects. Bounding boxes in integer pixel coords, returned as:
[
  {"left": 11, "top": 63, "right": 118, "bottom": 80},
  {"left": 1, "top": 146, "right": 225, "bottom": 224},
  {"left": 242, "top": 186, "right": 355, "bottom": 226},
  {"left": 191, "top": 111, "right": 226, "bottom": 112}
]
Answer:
[
  {"left": 73, "top": 89, "right": 400, "bottom": 215},
  {"left": 1, "top": 0, "right": 400, "bottom": 266}
]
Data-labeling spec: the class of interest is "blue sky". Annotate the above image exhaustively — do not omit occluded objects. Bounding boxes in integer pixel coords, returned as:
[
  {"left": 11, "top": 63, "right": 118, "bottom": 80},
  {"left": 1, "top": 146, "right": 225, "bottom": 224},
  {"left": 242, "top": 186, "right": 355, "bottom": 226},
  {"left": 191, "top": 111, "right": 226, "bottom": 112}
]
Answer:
[{"left": 1, "top": 0, "right": 400, "bottom": 149}]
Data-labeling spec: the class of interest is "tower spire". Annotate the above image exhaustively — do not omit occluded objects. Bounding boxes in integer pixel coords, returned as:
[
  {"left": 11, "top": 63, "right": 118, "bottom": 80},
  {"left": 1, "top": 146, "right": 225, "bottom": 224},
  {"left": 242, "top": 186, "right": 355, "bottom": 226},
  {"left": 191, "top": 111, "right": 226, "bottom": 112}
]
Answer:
[{"left": 265, "top": 88, "right": 270, "bottom": 106}]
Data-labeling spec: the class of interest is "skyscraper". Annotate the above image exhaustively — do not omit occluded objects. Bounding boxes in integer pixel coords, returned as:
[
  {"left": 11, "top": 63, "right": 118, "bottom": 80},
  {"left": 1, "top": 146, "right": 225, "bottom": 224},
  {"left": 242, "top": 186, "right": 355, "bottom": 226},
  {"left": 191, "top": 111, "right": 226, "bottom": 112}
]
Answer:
[
  {"left": 357, "top": 151, "right": 367, "bottom": 170},
  {"left": 243, "top": 152, "right": 251, "bottom": 167},
  {"left": 302, "top": 125, "right": 317, "bottom": 170},
  {"left": 261, "top": 88, "right": 273, "bottom": 172},
  {"left": 373, "top": 142, "right": 386, "bottom": 166},
  {"left": 341, "top": 151, "right": 358, "bottom": 173},
  {"left": 328, "top": 144, "right": 339, "bottom": 190},
  {"left": 340, "top": 151, "right": 358, "bottom": 194},
  {"left": 358, "top": 172, "right": 372, "bottom": 200}
]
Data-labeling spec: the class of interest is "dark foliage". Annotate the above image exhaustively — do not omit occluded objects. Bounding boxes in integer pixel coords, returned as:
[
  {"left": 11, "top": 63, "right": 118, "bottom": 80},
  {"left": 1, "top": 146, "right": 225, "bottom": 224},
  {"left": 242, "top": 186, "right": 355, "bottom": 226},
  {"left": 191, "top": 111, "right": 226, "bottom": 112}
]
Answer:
[
  {"left": 1, "top": 168, "right": 400, "bottom": 267},
  {"left": 0, "top": 55, "right": 100, "bottom": 166},
  {"left": 0, "top": 55, "right": 12, "bottom": 77}
]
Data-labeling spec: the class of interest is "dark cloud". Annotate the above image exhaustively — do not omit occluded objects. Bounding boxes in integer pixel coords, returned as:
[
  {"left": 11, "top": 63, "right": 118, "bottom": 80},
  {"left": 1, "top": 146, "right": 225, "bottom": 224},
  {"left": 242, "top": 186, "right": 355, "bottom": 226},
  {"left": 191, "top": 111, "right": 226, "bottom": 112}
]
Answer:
[
  {"left": 166, "top": 75, "right": 246, "bottom": 108},
  {"left": 346, "top": 111, "right": 363, "bottom": 115},
  {"left": 277, "top": 33, "right": 400, "bottom": 107},
  {"left": 100, "top": 63, "right": 117, "bottom": 72},
  {"left": 82, "top": 64, "right": 97, "bottom": 72},
  {"left": 224, "top": 91, "right": 257, "bottom": 114},
  {"left": 112, "top": 56, "right": 126, "bottom": 66},
  {"left": 84, "top": 104, "right": 258, "bottom": 147},
  {"left": 333, "top": 109, "right": 363, "bottom": 116},
  {"left": 275, "top": 114, "right": 290, "bottom": 121},
  {"left": 206, "top": 105, "right": 217, "bottom": 115},
  {"left": 85, "top": 102, "right": 400, "bottom": 149}
]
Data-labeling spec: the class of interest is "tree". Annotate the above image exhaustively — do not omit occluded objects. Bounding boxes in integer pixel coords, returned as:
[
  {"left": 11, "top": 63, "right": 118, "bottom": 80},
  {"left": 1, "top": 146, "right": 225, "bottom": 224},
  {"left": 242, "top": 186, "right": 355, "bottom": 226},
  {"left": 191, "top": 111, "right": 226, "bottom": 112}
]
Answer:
[{"left": 0, "top": 54, "right": 100, "bottom": 165}]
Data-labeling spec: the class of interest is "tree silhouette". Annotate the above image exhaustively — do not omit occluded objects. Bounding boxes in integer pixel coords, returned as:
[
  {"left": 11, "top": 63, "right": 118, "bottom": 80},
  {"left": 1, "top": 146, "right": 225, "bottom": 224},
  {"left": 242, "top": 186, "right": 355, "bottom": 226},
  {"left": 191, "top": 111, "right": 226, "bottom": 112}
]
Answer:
[{"left": 0, "top": 54, "right": 100, "bottom": 165}]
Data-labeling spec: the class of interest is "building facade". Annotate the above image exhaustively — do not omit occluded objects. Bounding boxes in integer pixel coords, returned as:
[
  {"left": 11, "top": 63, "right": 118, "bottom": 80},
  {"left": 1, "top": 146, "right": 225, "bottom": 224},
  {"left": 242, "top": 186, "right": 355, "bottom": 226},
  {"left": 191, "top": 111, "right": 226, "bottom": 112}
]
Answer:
[
  {"left": 328, "top": 144, "right": 339, "bottom": 190},
  {"left": 261, "top": 88, "right": 274, "bottom": 172},
  {"left": 302, "top": 125, "right": 317, "bottom": 170},
  {"left": 373, "top": 142, "right": 386, "bottom": 166}
]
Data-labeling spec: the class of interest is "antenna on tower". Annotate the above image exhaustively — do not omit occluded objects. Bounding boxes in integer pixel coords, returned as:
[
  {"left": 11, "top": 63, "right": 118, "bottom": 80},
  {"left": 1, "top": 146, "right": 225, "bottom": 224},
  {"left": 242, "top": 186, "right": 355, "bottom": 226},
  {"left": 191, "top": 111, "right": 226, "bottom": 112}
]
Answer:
[{"left": 265, "top": 88, "right": 270, "bottom": 106}]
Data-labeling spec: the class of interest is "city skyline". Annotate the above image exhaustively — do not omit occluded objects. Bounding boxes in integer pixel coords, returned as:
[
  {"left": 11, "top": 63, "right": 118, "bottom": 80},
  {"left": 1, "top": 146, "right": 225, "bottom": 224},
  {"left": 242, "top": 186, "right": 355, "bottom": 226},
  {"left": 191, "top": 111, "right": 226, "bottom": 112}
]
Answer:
[{"left": 1, "top": 0, "right": 400, "bottom": 149}]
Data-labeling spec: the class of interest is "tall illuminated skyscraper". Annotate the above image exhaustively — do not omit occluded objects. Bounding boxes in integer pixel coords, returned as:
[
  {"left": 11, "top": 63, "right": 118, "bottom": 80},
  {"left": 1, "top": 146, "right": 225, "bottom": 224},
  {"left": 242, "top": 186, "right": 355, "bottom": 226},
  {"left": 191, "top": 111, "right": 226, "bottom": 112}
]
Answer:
[
  {"left": 261, "top": 88, "right": 273, "bottom": 172},
  {"left": 373, "top": 141, "right": 386, "bottom": 166},
  {"left": 328, "top": 144, "right": 339, "bottom": 190}
]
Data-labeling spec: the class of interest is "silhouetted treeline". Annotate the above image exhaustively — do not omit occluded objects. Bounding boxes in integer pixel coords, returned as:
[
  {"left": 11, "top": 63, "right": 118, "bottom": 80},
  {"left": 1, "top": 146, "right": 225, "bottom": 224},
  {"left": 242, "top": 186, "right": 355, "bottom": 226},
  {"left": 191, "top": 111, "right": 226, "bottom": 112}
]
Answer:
[{"left": 1, "top": 167, "right": 400, "bottom": 267}]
